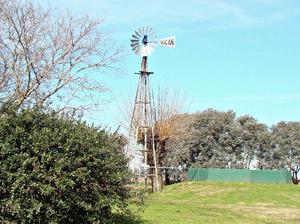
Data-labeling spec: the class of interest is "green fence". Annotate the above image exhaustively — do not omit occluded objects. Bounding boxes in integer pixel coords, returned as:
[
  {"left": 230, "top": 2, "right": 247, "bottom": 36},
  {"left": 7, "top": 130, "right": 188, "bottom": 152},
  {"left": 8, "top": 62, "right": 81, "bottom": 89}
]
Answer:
[{"left": 188, "top": 168, "right": 291, "bottom": 184}]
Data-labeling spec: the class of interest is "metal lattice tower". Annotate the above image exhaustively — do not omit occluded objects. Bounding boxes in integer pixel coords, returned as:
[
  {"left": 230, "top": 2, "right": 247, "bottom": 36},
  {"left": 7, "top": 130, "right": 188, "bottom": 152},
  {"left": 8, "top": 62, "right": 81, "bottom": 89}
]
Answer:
[
  {"left": 128, "top": 56, "right": 160, "bottom": 192},
  {"left": 127, "top": 26, "right": 175, "bottom": 192}
]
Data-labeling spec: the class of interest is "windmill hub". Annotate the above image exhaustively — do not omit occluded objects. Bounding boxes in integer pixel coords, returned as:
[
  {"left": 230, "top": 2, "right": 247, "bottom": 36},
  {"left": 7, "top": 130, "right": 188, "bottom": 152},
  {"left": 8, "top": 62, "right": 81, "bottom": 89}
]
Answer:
[{"left": 142, "top": 35, "right": 148, "bottom": 45}]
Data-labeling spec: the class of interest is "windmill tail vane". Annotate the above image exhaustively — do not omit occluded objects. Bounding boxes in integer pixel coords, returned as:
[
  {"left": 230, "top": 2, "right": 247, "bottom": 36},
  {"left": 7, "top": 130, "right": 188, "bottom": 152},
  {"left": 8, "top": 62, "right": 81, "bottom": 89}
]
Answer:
[{"left": 159, "top": 36, "right": 176, "bottom": 47}]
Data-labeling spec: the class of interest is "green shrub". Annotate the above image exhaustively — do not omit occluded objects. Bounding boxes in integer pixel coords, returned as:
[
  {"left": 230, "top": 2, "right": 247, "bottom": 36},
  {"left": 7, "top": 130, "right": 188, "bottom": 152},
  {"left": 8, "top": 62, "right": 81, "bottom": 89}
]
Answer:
[{"left": 0, "top": 108, "right": 133, "bottom": 223}]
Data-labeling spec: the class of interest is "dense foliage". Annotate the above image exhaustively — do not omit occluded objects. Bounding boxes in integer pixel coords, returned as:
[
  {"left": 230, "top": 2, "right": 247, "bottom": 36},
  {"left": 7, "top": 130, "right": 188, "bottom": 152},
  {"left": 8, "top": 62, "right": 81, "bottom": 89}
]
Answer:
[
  {"left": 162, "top": 109, "right": 300, "bottom": 182},
  {"left": 0, "top": 108, "right": 132, "bottom": 223}
]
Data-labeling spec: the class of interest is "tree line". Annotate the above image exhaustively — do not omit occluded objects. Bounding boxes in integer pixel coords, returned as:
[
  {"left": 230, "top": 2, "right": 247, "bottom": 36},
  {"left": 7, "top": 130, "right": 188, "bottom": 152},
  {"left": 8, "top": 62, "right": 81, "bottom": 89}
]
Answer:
[{"left": 155, "top": 109, "right": 300, "bottom": 183}]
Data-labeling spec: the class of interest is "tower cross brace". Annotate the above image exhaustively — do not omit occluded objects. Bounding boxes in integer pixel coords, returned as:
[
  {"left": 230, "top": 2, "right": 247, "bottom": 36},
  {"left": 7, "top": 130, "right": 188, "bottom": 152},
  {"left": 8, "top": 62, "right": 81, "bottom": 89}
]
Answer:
[{"left": 128, "top": 56, "right": 160, "bottom": 192}]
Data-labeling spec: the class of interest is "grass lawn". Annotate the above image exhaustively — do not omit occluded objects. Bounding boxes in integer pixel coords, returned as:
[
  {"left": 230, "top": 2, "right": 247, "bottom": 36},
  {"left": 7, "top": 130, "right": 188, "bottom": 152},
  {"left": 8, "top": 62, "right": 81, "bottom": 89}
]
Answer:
[{"left": 140, "top": 181, "right": 300, "bottom": 224}]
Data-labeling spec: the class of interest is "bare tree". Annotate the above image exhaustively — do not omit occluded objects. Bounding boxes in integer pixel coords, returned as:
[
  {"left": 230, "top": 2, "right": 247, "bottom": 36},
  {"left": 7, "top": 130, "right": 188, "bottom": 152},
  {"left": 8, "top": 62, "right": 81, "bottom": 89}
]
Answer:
[
  {"left": 120, "top": 86, "right": 185, "bottom": 187},
  {"left": 119, "top": 87, "right": 185, "bottom": 136},
  {"left": 153, "top": 87, "right": 185, "bottom": 142},
  {"left": 0, "top": 0, "right": 123, "bottom": 111}
]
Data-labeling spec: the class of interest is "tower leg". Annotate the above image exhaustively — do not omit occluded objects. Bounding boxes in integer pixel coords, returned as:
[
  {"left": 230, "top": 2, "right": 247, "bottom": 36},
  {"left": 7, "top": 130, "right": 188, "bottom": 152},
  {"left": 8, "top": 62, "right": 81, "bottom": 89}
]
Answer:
[{"left": 151, "top": 127, "right": 160, "bottom": 192}]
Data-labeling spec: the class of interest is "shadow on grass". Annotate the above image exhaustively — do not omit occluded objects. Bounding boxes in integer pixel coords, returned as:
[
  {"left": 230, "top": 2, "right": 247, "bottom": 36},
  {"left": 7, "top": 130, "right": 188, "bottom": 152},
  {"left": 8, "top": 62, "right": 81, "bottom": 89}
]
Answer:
[{"left": 110, "top": 214, "right": 143, "bottom": 224}]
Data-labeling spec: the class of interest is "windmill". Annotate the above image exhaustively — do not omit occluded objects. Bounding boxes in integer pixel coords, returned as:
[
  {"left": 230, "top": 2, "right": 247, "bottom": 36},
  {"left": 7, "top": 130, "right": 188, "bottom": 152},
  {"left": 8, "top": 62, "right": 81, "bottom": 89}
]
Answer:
[{"left": 127, "top": 27, "right": 175, "bottom": 192}]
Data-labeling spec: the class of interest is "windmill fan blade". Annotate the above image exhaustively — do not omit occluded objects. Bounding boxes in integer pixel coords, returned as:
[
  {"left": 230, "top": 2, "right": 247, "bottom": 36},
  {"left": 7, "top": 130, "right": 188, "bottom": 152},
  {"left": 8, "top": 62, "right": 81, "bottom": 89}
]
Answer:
[
  {"left": 132, "top": 34, "right": 140, "bottom": 40},
  {"left": 148, "top": 43, "right": 157, "bottom": 48},
  {"left": 140, "top": 46, "right": 146, "bottom": 56},
  {"left": 131, "top": 43, "right": 139, "bottom": 48},
  {"left": 134, "top": 47, "right": 140, "bottom": 55},
  {"left": 131, "top": 39, "right": 138, "bottom": 43},
  {"left": 145, "top": 26, "right": 150, "bottom": 35},
  {"left": 149, "top": 43, "right": 157, "bottom": 48},
  {"left": 147, "top": 27, "right": 153, "bottom": 34},
  {"left": 149, "top": 39, "right": 158, "bottom": 43},
  {"left": 138, "top": 27, "right": 143, "bottom": 36},
  {"left": 149, "top": 32, "right": 156, "bottom": 39},
  {"left": 134, "top": 31, "right": 142, "bottom": 38},
  {"left": 133, "top": 47, "right": 139, "bottom": 53},
  {"left": 147, "top": 45, "right": 154, "bottom": 53},
  {"left": 140, "top": 45, "right": 154, "bottom": 56},
  {"left": 149, "top": 34, "right": 157, "bottom": 40},
  {"left": 132, "top": 45, "right": 140, "bottom": 50},
  {"left": 148, "top": 30, "right": 156, "bottom": 37}
]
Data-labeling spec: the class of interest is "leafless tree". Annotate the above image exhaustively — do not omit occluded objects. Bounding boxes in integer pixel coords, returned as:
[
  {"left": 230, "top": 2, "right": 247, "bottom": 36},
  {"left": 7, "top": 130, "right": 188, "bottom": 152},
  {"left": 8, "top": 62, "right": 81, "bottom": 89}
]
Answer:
[
  {"left": 0, "top": 0, "right": 123, "bottom": 112},
  {"left": 120, "top": 86, "right": 185, "bottom": 186},
  {"left": 153, "top": 87, "right": 185, "bottom": 142},
  {"left": 119, "top": 87, "right": 184, "bottom": 135}
]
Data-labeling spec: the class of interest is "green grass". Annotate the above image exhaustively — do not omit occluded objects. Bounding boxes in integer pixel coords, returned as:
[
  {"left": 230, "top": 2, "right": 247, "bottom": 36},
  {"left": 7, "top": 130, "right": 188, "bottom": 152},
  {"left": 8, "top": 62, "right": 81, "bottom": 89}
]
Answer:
[{"left": 140, "top": 181, "right": 300, "bottom": 224}]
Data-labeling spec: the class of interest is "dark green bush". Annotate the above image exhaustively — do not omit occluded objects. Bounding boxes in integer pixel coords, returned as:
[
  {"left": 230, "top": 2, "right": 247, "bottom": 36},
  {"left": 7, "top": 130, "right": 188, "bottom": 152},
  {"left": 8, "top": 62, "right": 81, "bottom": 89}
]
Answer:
[{"left": 0, "top": 108, "right": 133, "bottom": 223}]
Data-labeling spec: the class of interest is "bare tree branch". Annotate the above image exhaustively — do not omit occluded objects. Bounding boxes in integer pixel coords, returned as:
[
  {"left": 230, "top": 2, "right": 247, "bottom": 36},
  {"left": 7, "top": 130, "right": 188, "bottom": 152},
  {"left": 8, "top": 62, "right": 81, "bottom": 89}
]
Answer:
[{"left": 0, "top": 0, "right": 123, "bottom": 112}]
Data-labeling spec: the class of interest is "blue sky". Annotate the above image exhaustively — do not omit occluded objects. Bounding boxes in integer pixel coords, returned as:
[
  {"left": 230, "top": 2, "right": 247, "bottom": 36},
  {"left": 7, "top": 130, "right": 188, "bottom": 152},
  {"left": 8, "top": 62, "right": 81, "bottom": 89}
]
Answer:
[{"left": 40, "top": 0, "right": 300, "bottom": 129}]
